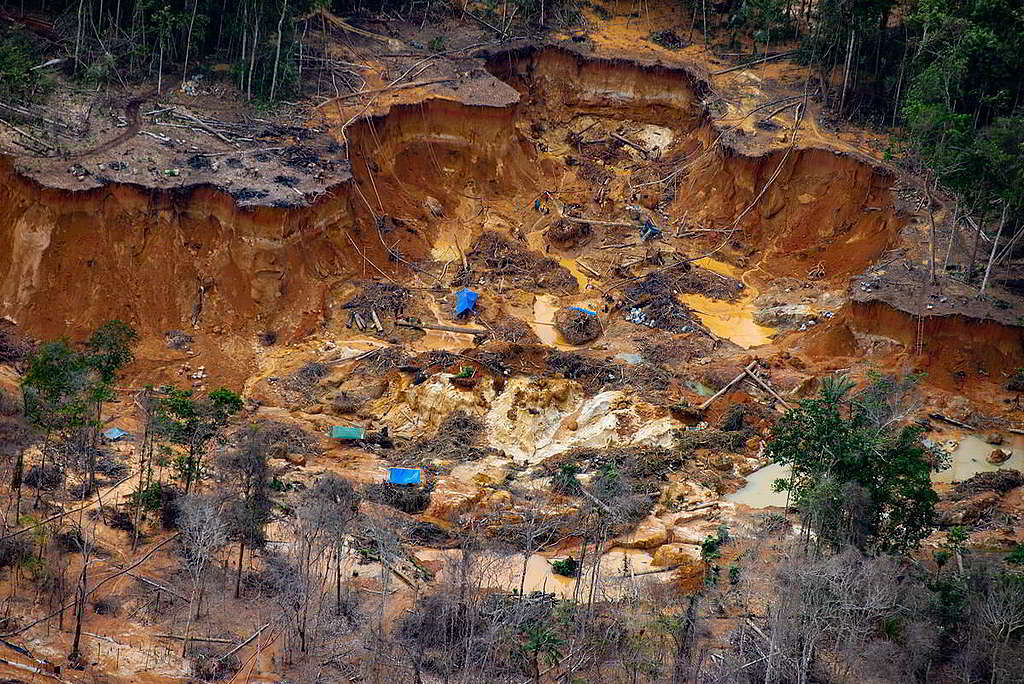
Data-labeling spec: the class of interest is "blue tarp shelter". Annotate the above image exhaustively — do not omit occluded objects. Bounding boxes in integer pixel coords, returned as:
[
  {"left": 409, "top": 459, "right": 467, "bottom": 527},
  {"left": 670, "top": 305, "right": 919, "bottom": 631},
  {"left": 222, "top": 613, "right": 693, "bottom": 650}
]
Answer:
[
  {"left": 388, "top": 467, "right": 422, "bottom": 485},
  {"left": 330, "top": 426, "right": 366, "bottom": 440},
  {"left": 569, "top": 306, "right": 597, "bottom": 316},
  {"left": 641, "top": 218, "right": 662, "bottom": 241},
  {"left": 103, "top": 428, "right": 128, "bottom": 441},
  {"left": 454, "top": 288, "right": 479, "bottom": 316}
]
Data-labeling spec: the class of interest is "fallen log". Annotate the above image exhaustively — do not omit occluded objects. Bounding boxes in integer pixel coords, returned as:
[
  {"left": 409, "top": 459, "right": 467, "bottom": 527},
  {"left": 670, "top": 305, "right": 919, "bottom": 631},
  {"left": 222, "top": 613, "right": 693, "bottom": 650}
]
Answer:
[
  {"left": 560, "top": 214, "right": 635, "bottom": 228},
  {"left": 698, "top": 362, "right": 757, "bottom": 410},
  {"left": 712, "top": 50, "right": 799, "bottom": 75},
  {"left": 396, "top": 320, "right": 487, "bottom": 336},
  {"left": 744, "top": 368, "right": 791, "bottom": 409},
  {"left": 157, "top": 634, "right": 234, "bottom": 644},
  {"left": 218, "top": 622, "right": 272, "bottom": 661},
  {"left": 929, "top": 413, "right": 974, "bottom": 430},
  {"left": 610, "top": 132, "right": 650, "bottom": 157}
]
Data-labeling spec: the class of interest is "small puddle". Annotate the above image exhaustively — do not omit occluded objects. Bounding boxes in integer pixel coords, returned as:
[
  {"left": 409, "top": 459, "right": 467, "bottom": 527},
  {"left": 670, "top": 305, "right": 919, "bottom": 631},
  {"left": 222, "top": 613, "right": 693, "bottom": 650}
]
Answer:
[
  {"left": 680, "top": 257, "right": 775, "bottom": 349},
  {"left": 932, "top": 434, "right": 1024, "bottom": 484},
  {"left": 527, "top": 228, "right": 591, "bottom": 291},
  {"left": 726, "top": 462, "right": 791, "bottom": 508},
  {"left": 531, "top": 293, "right": 581, "bottom": 349}
]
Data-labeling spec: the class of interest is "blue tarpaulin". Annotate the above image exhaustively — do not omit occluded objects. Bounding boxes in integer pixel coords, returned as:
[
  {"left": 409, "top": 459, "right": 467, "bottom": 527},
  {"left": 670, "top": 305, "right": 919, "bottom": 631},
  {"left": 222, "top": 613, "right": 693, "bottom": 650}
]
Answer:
[
  {"left": 330, "top": 426, "right": 366, "bottom": 440},
  {"left": 454, "top": 288, "right": 479, "bottom": 316},
  {"left": 569, "top": 306, "right": 597, "bottom": 316},
  {"left": 103, "top": 428, "right": 128, "bottom": 441},
  {"left": 388, "top": 467, "right": 422, "bottom": 485}
]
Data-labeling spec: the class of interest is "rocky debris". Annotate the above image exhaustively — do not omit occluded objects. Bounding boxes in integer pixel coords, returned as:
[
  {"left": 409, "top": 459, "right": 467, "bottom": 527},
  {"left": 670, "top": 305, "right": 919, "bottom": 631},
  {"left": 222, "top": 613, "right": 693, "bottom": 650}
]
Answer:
[
  {"left": 672, "top": 560, "right": 707, "bottom": 593},
  {"left": 988, "top": 449, "right": 1012, "bottom": 465},
  {"left": 652, "top": 542, "right": 699, "bottom": 567},
  {"left": 938, "top": 491, "right": 1001, "bottom": 526},
  {"left": 165, "top": 329, "right": 194, "bottom": 350},
  {"left": 753, "top": 304, "right": 817, "bottom": 330},
  {"left": 984, "top": 433, "right": 1005, "bottom": 446},
  {"left": 619, "top": 516, "right": 668, "bottom": 549},
  {"left": 423, "top": 479, "right": 485, "bottom": 521},
  {"left": 423, "top": 195, "right": 444, "bottom": 217}
]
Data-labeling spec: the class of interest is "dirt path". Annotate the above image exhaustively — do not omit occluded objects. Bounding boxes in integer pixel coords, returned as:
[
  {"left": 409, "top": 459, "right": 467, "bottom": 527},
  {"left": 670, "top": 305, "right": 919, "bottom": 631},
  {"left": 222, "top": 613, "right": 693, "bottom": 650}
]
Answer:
[{"left": 66, "top": 79, "right": 185, "bottom": 161}]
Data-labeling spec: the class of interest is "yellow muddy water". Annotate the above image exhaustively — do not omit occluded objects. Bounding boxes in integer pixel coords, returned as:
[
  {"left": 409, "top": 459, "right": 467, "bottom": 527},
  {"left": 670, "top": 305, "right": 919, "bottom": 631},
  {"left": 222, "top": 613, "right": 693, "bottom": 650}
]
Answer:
[
  {"left": 932, "top": 433, "right": 1024, "bottom": 484},
  {"left": 417, "top": 547, "right": 660, "bottom": 598},
  {"left": 726, "top": 462, "right": 791, "bottom": 508},
  {"left": 681, "top": 257, "right": 775, "bottom": 349}
]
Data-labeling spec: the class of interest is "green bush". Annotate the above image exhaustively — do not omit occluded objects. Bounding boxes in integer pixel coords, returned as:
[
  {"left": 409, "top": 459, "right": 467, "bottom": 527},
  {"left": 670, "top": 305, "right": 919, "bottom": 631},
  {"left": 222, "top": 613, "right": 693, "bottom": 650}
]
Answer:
[
  {"left": 551, "top": 557, "right": 579, "bottom": 577},
  {"left": 0, "top": 28, "right": 46, "bottom": 101}
]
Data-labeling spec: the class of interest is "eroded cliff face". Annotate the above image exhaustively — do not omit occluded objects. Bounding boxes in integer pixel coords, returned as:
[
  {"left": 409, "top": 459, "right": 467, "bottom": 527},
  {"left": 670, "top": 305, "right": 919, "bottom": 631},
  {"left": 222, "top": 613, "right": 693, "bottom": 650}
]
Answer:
[
  {"left": 849, "top": 300, "right": 1024, "bottom": 389},
  {"left": 0, "top": 158, "right": 369, "bottom": 344},
  {"left": 488, "top": 47, "right": 905, "bottom": 279},
  {"left": 676, "top": 145, "right": 901, "bottom": 279},
  {"left": 0, "top": 45, "right": 932, "bottom": 378}
]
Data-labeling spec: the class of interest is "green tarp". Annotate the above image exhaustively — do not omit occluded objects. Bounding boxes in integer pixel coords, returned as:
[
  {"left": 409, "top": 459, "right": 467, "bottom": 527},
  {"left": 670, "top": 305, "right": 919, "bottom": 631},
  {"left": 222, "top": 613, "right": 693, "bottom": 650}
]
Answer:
[{"left": 330, "top": 426, "right": 366, "bottom": 440}]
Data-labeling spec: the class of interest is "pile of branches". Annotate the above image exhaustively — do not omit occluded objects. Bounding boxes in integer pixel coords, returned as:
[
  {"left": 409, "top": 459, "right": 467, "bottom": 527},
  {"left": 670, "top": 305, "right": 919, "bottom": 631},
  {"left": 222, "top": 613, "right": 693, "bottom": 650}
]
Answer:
[
  {"left": 363, "top": 481, "right": 432, "bottom": 514},
  {"left": 544, "top": 445, "right": 681, "bottom": 481},
  {"left": 547, "top": 351, "right": 670, "bottom": 393},
  {"left": 675, "top": 264, "right": 744, "bottom": 300},
  {"left": 344, "top": 281, "right": 410, "bottom": 318},
  {"left": 545, "top": 219, "right": 591, "bottom": 244},
  {"left": 357, "top": 346, "right": 409, "bottom": 375},
  {"left": 468, "top": 231, "right": 578, "bottom": 293},
  {"left": 554, "top": 307, "right": 602, "bottom": 345},
  {"left": 392, "top": 411, "right": 500, "bottom": 470},
  {"left": 489, "top": 317, "right": 541, "bottom": 345},
  {"left": 283, "top": 361, "right": 329, "bottom": 403},
  {"left": 622, "top": 271, "right": 699, "bottom": 332}
]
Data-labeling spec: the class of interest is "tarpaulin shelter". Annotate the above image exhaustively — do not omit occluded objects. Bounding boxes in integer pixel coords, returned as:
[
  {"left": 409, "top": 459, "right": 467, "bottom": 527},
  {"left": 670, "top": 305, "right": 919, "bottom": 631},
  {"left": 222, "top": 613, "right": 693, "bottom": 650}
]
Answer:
[
  {"left": 569, "top": 306, "right": 597, "bottom": 316},
  {"left": 454, "top": 288, "right": 478, "bottom": 316},
  {"left": 330, "top": 426, "right": 366, "bottom": 440},
  {"left": 103, "top": 428, "right": 128, "bottom": 441},
  {"left": 387, "top": 467, "right": 422, "bottom": 485}
]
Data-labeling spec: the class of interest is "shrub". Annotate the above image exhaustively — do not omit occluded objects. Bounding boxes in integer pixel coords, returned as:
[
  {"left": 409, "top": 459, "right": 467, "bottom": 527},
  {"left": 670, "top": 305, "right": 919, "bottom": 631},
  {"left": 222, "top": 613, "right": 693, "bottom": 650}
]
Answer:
[
  {"left": 363, "top": 482, "right": 431, "bottom": 514},
  {"left": 551, "top": 557, "right": 579, "bottom": 577},
  {"left": 552, "top": 463, "right": 582, "bottom": 495}
]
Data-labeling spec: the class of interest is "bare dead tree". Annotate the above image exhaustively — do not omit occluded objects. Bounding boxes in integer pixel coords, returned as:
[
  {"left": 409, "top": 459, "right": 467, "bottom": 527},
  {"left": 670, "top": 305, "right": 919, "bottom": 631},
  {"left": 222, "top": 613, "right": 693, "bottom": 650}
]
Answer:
[{"left": 177, "top": 494, "right": 227, "bottom": 657}]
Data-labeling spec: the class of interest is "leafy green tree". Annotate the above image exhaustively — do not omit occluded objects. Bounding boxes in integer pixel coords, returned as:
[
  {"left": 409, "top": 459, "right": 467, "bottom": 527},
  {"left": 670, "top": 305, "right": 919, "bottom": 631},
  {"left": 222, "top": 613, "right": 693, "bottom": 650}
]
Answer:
[
  {"left": 156, "top": 387, "right": 242, "bottom": 493},
  {"left": 20, "top": 341, "right": 89, "bottom": 511},
  {"left": 520, "top": 622, "right": 564, "bottom": 684},
  {"left": 82, "top": 321, "right": 138, "bottom": 488},
  {"left": 219, "top": 423, "right": 276, "bottom": 598},
  {"left": 767, "top": 373, "right": 939, "bottom": 553}
]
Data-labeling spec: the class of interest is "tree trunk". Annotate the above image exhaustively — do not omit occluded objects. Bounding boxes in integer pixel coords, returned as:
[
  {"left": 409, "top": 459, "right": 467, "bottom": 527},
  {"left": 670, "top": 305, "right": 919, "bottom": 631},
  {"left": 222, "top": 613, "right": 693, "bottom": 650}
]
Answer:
[
  {"left": 980, "top": 204, "right": 1009, "bottom": 293},
  {"left": 70, "top": 563, "right": 87, "bottom": 662},
  {"left": 235, "top": 541, "right": 245, "bottom": 598},
  {"left": 182, "top": 585, "right": 198, "bottom": 656},
  {"left": 10, "top": 448, "right": 24, "bottom": 525},
  {"left": 924, "top": 178, "right": 938, "bottom": 284},
  {"left": 247, "top": 12, "right": 259, "bottom": 100},
  {"left": 269, "top": 0, "right": 288, "bottom": 101},
  {"left": 182, "top": 0, "right": 200, "bottom": 85}
]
